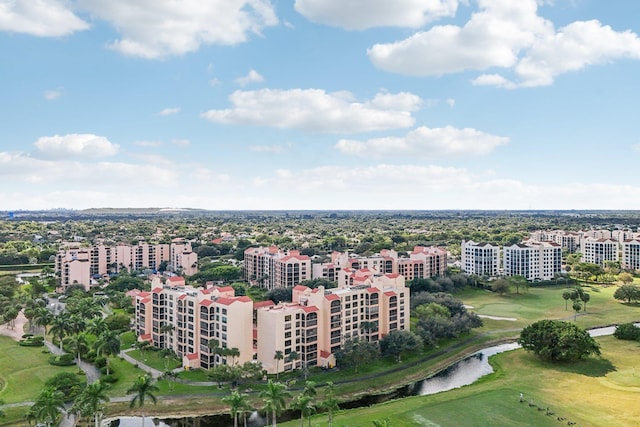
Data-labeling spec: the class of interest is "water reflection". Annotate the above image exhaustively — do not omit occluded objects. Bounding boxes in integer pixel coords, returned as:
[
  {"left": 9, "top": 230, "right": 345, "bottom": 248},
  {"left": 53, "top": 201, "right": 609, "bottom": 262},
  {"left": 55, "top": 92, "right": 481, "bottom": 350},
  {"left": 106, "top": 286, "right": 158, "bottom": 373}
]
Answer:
[{"left": 417, "top": 343, "right": 521, "bottom": 396}]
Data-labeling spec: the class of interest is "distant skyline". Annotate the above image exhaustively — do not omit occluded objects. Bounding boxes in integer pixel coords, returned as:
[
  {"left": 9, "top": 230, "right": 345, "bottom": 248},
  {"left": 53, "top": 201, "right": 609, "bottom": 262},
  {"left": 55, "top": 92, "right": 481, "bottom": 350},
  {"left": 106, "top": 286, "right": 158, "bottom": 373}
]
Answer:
[{"left": 2, "top": 0, "right": 640, "bottom": 211}]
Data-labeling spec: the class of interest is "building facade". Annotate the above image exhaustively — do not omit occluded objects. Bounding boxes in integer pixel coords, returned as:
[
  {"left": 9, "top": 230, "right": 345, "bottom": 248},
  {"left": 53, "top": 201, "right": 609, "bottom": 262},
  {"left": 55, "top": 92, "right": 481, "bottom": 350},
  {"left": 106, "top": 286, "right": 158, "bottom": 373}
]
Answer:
[
  {"left": 244, "top": 247, "right": 311, "bottom": 289},
  {"left": 622, "top": 239, "right": 640, "bottom": 271},
  {"left": 503, "top": 241, "right": 562, "bottom": 281},
  {"left": 581, "top": 238, "right": 619, "bottom": 266},
  {"left": 461, "top": 241, "right": 500, "bottom": 277}
]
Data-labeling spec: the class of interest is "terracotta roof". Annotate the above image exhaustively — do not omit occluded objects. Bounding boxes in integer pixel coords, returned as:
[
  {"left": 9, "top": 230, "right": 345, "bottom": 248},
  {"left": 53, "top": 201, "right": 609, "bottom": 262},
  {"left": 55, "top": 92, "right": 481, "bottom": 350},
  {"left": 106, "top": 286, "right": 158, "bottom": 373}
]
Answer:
[
  {"left": 152, "top": 287, "right": 163, "bottom": 293},
  {"left": 212, "top": 238, "right": 223, "bottom": 244},
  {"left": 168, "top": 276, "right": 184, "bottom": 282},
  {"left": 384, "top": 291, "right": 396, "bottom": 297},
  {"left": 325, "top": 294, "right": 339, "bottom": 301},
  {"left": 185, "top": 353, "right": 198, "bottom": 360},
  {"left": 237, "top": 296, "right": 252, "bottom": 303},
  {"left": 200, "top": 299, "right": 213, "bottom": 307},
  {"left": 302, "top": 305, "right": 319, "bottom": 313},
  {"left": 254, "top": 300, "right": 275, "bottom": 309},
  {"left": 178, "top": 295, "right": 187, "bottom": 300},
  {"left": 293, "top": 285, "right": 308, "bottom": 291},
  {"left": 320, "top": 350, "right": 331, "bottom": 358},
  {"left": 217, "top": 286, "right": 234, "bottom": 292},
  {"left": 141, "top": 297, "right": 151, "bottom": 304},
  {"left": 140, "top": 334, "right": 152, "bottom": 340},
  {"left": 385, "top": 273, "right": 400, "bottom": 279}
]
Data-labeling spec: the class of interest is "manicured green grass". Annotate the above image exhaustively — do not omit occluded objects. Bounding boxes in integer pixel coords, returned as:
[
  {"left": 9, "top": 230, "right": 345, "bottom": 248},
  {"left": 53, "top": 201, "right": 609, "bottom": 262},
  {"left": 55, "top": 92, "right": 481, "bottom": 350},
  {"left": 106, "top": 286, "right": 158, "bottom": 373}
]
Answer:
[
  {"left": 126, "top": 349, "right": 181, "bottom": 371},
  {"left": 281, "top": 336, "right": 640, "bottom": 427},
  {"left": 459, "top": 285, "right": 640, "bottom": 332},
  {"left": 120, "top": 331, "right": 136, "bottom": 349},
  {"left": 104, "top": 356, "right": 148, "bottom": 397},
  {"left": 0, "top": 336, "right": 78, "bottom": 403}
]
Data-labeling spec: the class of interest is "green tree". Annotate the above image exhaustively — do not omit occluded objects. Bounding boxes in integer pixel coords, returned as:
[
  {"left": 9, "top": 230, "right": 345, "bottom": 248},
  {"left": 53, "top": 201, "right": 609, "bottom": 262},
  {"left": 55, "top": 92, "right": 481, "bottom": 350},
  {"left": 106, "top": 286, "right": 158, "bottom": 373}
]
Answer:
[
  {"left": 65, "top": 333, "right": 89, "bottom": 363},
  {"left": 508, "top": 275, "right": 528, "bottom": 295},
  {"left": 562, "top": 289, "right": 575, "bottom": 310},
  {"left": 259, "top": 380, "right": 290, "bottom": 427},
  {"left": 614, "top": 323, "right": 640, "bottom": 341},
  {"left": 73, "top": 380, "right": 110, "bottom": 427},
  {"left": 618, "top": 272, "right": 634, "bottom": 285},
  {"left": 292, "top": 394, "right": 316, "bottom": 427},
  {"left": 613, "top": 284, "right": 640, "bottom": 303},
  {"left": 572, "top": 300, "right": 582, "bottom": 321},
  {"left": 30, "top": 387, "right": 65, "bottom": 427},
  {"left": 491, "top": 278, "right": 510, "bottom": 295},
  {"left": 273, "top": 350, "right": 284, "bottom": 379},
  {"left": 287, "top": 350, "right": 300, "bottom": 371},
  {"left": 127, "top": 375, "right": 159, "bottom": 427},
  {"left": 379, "top": 330, "right": 423, "bottom": 362},
  {"left": 518, "top": 320, "right": 600, "bottom": 362},
  {"left": 94, "top": 330, "right": 121, "bottom": 375},
  {"left": 222, "top": 390, "right": 252, "bottom": 427},
  {"left": 321, "top": 382, "right": 339, "bottom": 427}
]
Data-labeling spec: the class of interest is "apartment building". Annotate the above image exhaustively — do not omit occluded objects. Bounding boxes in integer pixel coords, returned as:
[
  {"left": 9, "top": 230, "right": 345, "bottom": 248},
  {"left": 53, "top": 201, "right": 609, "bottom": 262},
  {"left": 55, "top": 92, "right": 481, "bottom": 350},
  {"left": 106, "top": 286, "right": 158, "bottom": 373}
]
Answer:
[
  {"left": 503, "top": 241, "right": 562, "bottom": 281},
  {"left": 134, "top": 283, "right": 253, "bottom": 369},
  {"left": 581, "top": 238, "right": 619, "bottom": 266},
  {"left": 243, "top": 246, "right": 311, "bottom": 289},
  {"left": 312, "top": 247, "right": 445, "bottom": 283},
  {"left": 461, "top": 241, "right": 500, "bottom": 277},
  {"left": 528, "top": 230, "right": 580, "bottom": 254},
  {"left": 56, "top": 241, "right": 197, "bottom": 291},
  {"left": 622, "top": 238, "right": 640, "bottom": 271},
  {"left": 397, "top": 246, "right": 447, "bottom": 280},
  {"left": 258, "top": 270, "right": 409, "bottom": 374}
]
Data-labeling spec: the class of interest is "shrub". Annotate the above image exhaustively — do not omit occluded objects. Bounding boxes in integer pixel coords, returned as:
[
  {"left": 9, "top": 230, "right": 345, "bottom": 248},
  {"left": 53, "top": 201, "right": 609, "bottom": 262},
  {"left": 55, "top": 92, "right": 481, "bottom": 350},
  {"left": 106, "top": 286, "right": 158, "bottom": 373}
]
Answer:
[
  {"left": 19, "top": 337, "right": 45, "bottom": 347},
  {"left": 49, "top": 354, "right": 76, "bottom": 366},
  {"left": 101, "top": 373, "right": 119, "bottom": 383},
  {"left": 94, "top": 356, "right": 107, "bottom": 368},
  {"left": 614, "top": 323, "right": 640, "bottom": 341},
  {"left": 45, "top": 372, "right": 85, "bottom": 401}
]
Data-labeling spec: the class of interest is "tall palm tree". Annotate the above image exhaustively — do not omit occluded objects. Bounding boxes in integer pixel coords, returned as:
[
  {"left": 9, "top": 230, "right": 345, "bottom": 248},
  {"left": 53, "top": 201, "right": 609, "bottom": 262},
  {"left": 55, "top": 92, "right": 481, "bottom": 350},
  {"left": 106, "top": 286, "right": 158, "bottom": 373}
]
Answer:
[
  {"left": 159, "top": 323, "right": 175, "bottom": 349},
  {"left": 73, "top": 380, "right": 110, "bottom": 427},
  {"left": 31, "top": 388, "right": 65, "bottom": 427},
  {"left": 222, "top": 390, "right": 252, "bottom": 427},
  {"left": 287, "top": 351, "right": 300, "bottom": 372},
  {"left": 127, "top": 375, "right": 159, "bottom": 427},
  {"left": 86, "top": 317, "right": 108, "bottom": 337},
  {"left": 33, "top": 306, "right": 52, "bottom": 338},
  {"left": 49, "top": 315, "right": 69, "bottom": 351},
  {"left": 227, "top": 347, "right": 240, "bottom": 366},
  {"left": 274, "top": 350, "right": 284, "bottom": 379},
  {"left": 66, "top": 333, "right": 89, "bottom": 363},
  {"left": 259, "top": 380, "right": 290, "bottom": 427},
  {"left": 208, "top": 338, "right": 221, "bottom": 368},
  {"left": 95, "top": 330, "right": 121, "bottom": 375},
  {"left": 292, "top": 394, "right": 315, "bottom": 427},
  {"left": 321, "top": 382, "right": 339, "bottom": 427}
]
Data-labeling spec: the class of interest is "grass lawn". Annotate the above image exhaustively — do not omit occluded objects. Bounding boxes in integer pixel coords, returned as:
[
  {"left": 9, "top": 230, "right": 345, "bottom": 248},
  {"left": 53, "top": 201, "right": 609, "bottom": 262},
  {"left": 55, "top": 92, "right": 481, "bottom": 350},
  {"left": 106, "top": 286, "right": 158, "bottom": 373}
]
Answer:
[
  {"left": 458, "top": 284, "right": 640, "bottom": 332},
  {"left": 0, "top": 336, "right": 79, "bottom": 403},
  {"left": 126, "top": 349, "right": 181, "bottom": 371},
  {"left": 280, "top": 336, "right": 640, "bottom": 427},
  {"left": 105, "top": 356, "right": 148, "bottom": 397}
]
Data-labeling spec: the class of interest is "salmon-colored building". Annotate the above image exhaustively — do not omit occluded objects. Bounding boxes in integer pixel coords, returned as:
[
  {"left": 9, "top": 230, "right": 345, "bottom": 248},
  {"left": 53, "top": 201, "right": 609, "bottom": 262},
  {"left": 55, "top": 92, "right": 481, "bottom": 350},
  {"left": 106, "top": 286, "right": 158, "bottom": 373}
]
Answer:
[{"left": 244, "top": 246, "right": 311, "bottom": 289}]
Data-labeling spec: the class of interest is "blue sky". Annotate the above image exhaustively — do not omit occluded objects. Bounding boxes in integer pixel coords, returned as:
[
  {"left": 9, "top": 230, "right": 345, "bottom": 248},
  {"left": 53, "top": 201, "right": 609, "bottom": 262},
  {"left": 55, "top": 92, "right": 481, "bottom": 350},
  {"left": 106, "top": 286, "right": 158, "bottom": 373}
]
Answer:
[{"left": 2, "top": 0, "right": 640, "bottom": 210}]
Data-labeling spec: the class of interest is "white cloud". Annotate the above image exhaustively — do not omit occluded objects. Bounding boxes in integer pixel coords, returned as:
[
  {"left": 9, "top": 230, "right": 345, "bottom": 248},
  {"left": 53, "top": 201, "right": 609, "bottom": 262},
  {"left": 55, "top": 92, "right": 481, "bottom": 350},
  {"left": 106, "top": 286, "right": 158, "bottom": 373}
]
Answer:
[
  {"left": 0, "top": 0, "right": 89, "bottom": 36},
  {"left": 44, "top": 89, "right": 63, "bottom": 100},
  {"left": 202, "top": 89, "right": 421, "bottom": 133},
  {"left": 335, "top": 126, "right": 508, "bottom": 158},
  {"left": 235, "top": 69, "right": 265, "bottom": 86},
  {"left": 171, "top": 139, "right": 190, "bottom": 147},
  {"left": 368, "top": 0, "right": 640, "bottom": 87},
  {"left": 134, "top": 140, "right": 163, "bottom": 147},
  {"left": 294, "top": 0, "right": 458, "bottom": 30},
  {"left": 77, "top": 0, "right": 278, "bottom": 59},
  {"left": 158, "top": 107, "right": 180, "bottom": 116},
  {"left": 446, "top": 98, "right": 455, "bottom": 108},
  {"left": 249, "top": 144, "right": 288, "bottom": 153},
  {"left": 33, "top": 134, "right": 119, "bottom": 159}
]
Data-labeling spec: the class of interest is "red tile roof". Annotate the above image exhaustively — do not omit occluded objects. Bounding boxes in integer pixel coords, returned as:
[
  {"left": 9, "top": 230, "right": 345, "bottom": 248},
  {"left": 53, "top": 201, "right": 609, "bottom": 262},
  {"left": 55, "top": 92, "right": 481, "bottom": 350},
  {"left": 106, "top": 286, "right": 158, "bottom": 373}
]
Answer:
[
  {"left": 325, "top": 294, "right": 339, "bottom": 301},
  {"left": 293, "top": 285, "right": 308, "bottom": 291},
  {"left": 320, "top": 350, "right": 331, "bottom": 358},
  {"left": 384, "top": 291, "right": 396, "bottom": 297},
  {"left": 302, "top": 305, "right": 319, "bottom": 313},
  {"left": 254, "top": 300, "right": 275, "bottom": 309},
  {"left": 200, "top": 299, "right": 213, "bottom": 307},
  {"left": 185, "top": 353, "right": 198, "bottom": 360}
]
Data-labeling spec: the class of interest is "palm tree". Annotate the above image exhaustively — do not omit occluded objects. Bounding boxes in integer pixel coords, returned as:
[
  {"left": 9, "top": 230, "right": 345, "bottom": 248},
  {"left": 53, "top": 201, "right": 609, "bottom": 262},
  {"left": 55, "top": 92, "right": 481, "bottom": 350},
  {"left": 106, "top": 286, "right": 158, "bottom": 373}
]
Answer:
[
  {"left": 135, "top": 339, "right": 151, "bottom": 361},
  {"left": 321, "top": 382, "right": 339, "bottom": 427},
  {"left": 292, "top": 394, "right": 315, "bottom": 427},
  {"left": 161, "top": 369, "right": 178, "bottom": 392},
  {"left": 127, "top": 374, "right": 159, "bottom": 427},
  {"left": 259, "top": 380, "right": 290, "bottom": 427},
  {"left": 95, "top": 330, "right": 121, "bottom": 375},
  {"left": 73, "top": 380, "right": 110, "bottom": 427},
  {"left": 31, "top": 388, "right": 65, "bottom": 427},
  {"left": 274, "top": 350, "right": 284, "bottom": 379},
  {"left": 208, "top": 339, "right": 221, "bottom": 368},
  {"left": 287, "top": 351, "right": 300, "bottom": 372},
  {"left": 227, "top": 347, "right": 240, "bottom": 366},
  {"left": 86, "top": 317, "right": 108, "bottom": 337},
  {"left": 159, "top": 323, "right": 175, "bottom": 349},
  {"left": 66, "top": 333, "right": 89, "bottom": 363},
  {"left": 222, "top": 390, "right": 252, "bottom": 427},
  {"left": 49, "top": 315, "right": 69, "bottom": 351},
  {"left": 33, "top": 306, "right": 52, "bottom": 338}
]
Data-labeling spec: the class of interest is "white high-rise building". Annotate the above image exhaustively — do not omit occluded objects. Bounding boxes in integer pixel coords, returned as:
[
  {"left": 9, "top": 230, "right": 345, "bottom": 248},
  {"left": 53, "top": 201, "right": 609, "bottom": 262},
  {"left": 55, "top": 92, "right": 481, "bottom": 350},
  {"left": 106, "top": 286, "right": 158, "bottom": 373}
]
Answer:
[
  {"left": 581, "top": 238, "right": 619, "bottom": 266},
  {"left": 503, "top": 241, "right": 562, "bottom": 281},
  {"left": 461, "top": 241, "right": 500, "bottom": 277}
]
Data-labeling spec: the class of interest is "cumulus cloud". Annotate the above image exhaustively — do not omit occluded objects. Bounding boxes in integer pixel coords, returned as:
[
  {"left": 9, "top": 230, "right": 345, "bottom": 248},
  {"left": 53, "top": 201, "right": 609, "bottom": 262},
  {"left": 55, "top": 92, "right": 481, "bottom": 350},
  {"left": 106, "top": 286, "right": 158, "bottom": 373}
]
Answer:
[
  {"left": 202, "top": 89, "right": 421, "bottom": 133},
  {"left": 235, "top": 70, "right": 265, "bottom": 86},
  {"left": 368, "top": 0, "right": 640, "bottom": 87},
  {"left": 0, "top": 0, "right": 89, "bottom": 36},
  {"left": 33, "top": 134, "right": 119, "bottom": 159},
  {"left": 335, "top": 126, "right": 508, "bottom": 158},
  {"left": 294, "top": 0, "right": 458, "bottom": 30},
  {"left": 171, "top": 139, "right": 190, "bottom": 147},
  {"left": 134, "top": 140, "right": 163, "bottom": 147},
  {"left": 158, "top": 107, "right": 180, "bottom": 116},
  {"left": 77, "top": 0, "right": 278, "bottom": 59}
]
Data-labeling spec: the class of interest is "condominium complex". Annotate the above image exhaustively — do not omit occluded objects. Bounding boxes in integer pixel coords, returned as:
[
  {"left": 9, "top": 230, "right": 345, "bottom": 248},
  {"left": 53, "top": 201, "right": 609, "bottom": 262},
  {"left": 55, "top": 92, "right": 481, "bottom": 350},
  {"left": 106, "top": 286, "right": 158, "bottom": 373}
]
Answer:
[
  {"left": 461, "top": 241, "right": 500, "bottom": 277},
  {"left": 243, "top": 247, "right": 311, "bottom": 289},
  {"left": 503, "top": 241, "right": 562, "bottom": 281},
  {"left": 133, "top": 282, "right": 253, "bottom": 369},
  {"left": 528, "top": 230, "right": 580, "bottom": 254},
  {"left": 56, "top": 240, "right": 197, "bottom": 290},
  {"left": 622, "top": 239, "right": 640, "bottom": 271},
  {"left": 312, "top": 246, "right": 446, "bottom": 285},
  {"left": 581, "top": 238, "right": 619, "bottom": 266},
  {"left": 133, "top": 270, "right": 409, "bottom": 374}
]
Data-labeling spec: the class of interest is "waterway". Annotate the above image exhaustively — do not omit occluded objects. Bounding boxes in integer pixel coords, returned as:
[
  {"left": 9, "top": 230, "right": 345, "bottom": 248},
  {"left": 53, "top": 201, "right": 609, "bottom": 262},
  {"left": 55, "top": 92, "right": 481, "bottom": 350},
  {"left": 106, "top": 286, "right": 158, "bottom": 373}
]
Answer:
[{"left": 107, "top": 324, "right": 631, "bottom": 427}]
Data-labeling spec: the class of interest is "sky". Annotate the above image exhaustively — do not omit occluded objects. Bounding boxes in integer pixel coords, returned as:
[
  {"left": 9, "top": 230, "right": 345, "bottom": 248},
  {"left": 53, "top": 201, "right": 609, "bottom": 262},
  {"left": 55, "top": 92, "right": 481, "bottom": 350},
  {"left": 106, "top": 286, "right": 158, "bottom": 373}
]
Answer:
[{"left": 2, "top": 0, "right": 640, "bottom": 211}]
